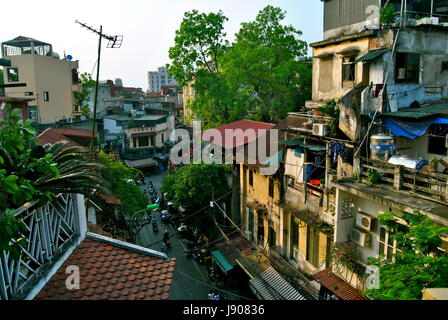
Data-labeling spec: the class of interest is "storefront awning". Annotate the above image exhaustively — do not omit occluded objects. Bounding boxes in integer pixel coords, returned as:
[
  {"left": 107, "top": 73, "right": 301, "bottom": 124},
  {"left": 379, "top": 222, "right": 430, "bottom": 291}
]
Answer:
[
  {"left": 249, "top": 267, "right": 306, "bottom": 300},
  {"left": 124, "top": 158, "right": 158, "bottom": 168},
  {"left": 211, "top": 250, "right": 234, "bottom": 275},
  {"left": 354, "top": 48, "right": 390, "bottom": 63}
]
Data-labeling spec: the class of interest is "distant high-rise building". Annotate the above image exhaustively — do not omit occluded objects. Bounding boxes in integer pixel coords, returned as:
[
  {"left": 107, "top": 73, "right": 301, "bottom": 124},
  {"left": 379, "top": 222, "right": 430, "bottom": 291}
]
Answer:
[{"left": 147, "top": 66, "right": 176, "bottom": 93}]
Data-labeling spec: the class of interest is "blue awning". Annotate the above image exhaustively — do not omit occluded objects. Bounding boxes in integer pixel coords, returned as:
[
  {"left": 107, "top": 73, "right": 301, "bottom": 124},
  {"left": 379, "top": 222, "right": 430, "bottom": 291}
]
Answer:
[
  {"left": 383, "top": 117, "right": 448, "bottom": 139},
  {"left": 211, "top": 250, "right": 234, "bottom": 274}
]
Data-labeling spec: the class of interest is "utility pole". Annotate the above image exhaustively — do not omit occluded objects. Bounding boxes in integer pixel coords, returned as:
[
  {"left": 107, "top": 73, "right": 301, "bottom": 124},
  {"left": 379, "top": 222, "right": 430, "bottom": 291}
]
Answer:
[{"left": 75, "top": 20, "right": 123, "bottom": 159}]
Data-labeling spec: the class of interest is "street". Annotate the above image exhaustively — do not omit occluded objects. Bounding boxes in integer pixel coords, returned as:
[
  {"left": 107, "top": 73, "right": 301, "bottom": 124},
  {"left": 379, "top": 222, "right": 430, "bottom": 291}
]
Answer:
[{"left": 136, "top": 170, "right": 212, "bottom": 300}]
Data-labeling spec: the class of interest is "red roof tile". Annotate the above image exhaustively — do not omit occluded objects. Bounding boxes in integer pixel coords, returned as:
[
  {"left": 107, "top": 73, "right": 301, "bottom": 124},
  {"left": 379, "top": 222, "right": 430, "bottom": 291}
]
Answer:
[
  {"left": 313, "top": 268, "right": 369, "bottom": 300},
  {"left": 37, "top": 128, "right": 93, "bottom": 147},
  {"left": 204, "top": 119, "right": 275, "bottom": 150},
  {"left": 35, "top": 236, "right": 176, "bottom": 300}
]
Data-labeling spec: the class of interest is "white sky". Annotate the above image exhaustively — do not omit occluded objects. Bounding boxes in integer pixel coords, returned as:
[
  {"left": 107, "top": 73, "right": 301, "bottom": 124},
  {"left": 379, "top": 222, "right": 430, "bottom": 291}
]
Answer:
[{"left": 1, "top": 0, "right": 323, "bottom": 90}]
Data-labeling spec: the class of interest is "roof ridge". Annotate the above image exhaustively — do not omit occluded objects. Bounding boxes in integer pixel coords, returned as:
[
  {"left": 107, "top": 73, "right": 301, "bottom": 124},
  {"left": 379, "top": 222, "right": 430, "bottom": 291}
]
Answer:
[{"left": 86, "top": 232, "right": 169, "bottom": 260}]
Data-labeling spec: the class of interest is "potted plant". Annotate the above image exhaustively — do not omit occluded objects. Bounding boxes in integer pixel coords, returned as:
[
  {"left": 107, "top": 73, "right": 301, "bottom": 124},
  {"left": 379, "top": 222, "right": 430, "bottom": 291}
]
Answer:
[{"left": 380, "top": 4, "right": 396, "bottom": 28}]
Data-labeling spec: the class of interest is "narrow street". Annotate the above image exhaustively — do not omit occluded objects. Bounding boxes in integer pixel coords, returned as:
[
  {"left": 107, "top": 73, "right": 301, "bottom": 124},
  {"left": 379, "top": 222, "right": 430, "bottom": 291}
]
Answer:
[{"left": 136, "top": 170, "right": 212, "bottom": 300}]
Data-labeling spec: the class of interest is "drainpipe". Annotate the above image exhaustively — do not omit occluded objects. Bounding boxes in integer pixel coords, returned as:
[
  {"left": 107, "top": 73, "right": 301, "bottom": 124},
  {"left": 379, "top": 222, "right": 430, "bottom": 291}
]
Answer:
[{"left": 431, "top": 0, "right": 434, "bottom": 17}]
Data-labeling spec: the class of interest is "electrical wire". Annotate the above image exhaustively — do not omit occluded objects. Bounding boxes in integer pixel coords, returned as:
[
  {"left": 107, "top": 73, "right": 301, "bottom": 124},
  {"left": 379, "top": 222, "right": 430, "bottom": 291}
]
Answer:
[{"left": 172, "top": 269, "right": 254, "bottom": 300}]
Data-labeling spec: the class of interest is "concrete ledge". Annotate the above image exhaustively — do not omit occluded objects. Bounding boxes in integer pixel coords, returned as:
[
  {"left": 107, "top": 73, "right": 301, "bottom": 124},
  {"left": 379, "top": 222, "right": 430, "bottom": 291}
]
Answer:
[{"left": 86, "top": 232, "right": 168, "bottom": 260}]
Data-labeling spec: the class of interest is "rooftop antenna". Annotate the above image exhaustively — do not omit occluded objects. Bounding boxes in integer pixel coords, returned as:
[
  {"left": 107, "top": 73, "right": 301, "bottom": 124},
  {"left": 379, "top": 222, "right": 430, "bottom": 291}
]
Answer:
[{"left": 75, "top": 20, "right": 123, "bottom": 158}]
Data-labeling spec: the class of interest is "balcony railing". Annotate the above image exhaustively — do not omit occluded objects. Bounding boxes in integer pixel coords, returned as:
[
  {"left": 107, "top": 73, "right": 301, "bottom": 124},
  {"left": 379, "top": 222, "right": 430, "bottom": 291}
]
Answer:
[
  {"left": 0, "top": 194, "right": 82, "bottom": 300},
  {"left": 287, "top": 113, "right": 333, "bottom": 134},
  {"left": 361, "top": 157, "right": 448, "bottom": 204}
]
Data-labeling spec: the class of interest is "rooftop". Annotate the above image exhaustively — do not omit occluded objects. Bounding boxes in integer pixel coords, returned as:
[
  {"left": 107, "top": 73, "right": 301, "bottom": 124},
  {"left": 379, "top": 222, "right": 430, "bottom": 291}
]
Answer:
[
  {"left": 313, "top": 268, "right": 368, "bottom": 300},
  {"left": 382, "top": 102, "right": 448, "bottom": 119},
  {"left": 36, "top": 233, "right": 175, "bottom": 300},
  {"left": 204, "top": 119, "right": 275, "bottom": 150},
  {"left": 37, "top": 128, "right": 93, "bottom": 147}
]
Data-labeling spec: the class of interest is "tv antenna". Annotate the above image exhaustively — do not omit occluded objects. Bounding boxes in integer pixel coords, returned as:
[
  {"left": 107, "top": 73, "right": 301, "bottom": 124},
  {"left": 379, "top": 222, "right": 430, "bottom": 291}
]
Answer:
[{"left": 75, "top": 20, "right": 123, "bottom": 158}]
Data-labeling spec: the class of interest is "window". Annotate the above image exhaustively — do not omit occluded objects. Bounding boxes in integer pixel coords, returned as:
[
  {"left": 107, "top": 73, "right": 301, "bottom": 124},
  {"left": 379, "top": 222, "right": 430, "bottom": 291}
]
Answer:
[
  {"left": 395, "top": 53, "right": 420, "bottom": 83},
  {"left": 249, "top": 169, "right": 253, "bottom": 186},
  {"left": 378, "top": 227, "right": 402, "bottom": 260},
  {"left": 247, "top": 207, "right": 254, "bottom": 235},
  {"left": 43, "top": 91, "right": 49, "bottom": 102},
  {"left": 138, "top": 136, "right": 149, "bottom": 147},
  {"left": 7, "top": 68, "right": 19, "bottom": 82},
  {"left": 150, "top": 135, "right": 155, "bottom": 146},
  {"left": 306, "top": 225, "right": 320, "bottom": 267},
  {"left": 258, "top": 216, "right": 265, "bottom": 245},
  {"left": 268, "top": 225, "right": 276, "bottom": 247},
  {"left": 290, "top": 217, "right": 300, "bottom": 260},
  {"left": 268, "top": 178, "right": 275, "bottom": 198},
  {"left": 133, "top": 138, "right": 137, "bottom": 148},
  {"left": 342, "top": 55, "right": 356, "bottom": 84},
  {"left": 427, "top": 124, "right": 448, "bottom": 155}
]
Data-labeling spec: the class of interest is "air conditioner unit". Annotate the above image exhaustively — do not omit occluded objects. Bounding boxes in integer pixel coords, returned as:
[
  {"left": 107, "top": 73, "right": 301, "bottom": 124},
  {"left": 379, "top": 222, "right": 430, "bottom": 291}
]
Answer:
[
  {"left": 313, "top": 123, "right": 328, "bottom": 137},
  {"left": 351, "top": 228, "right": 371, "bottom": 247},
  {"left": 356, "top": 212, "right": 376, "bottom": 231}
]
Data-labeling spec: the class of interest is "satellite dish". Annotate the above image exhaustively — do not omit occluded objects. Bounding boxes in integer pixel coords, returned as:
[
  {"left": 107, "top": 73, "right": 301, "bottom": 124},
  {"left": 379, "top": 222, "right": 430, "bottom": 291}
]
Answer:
[{"left": 67, "top": 55, "right": 73, "bottom": 61}]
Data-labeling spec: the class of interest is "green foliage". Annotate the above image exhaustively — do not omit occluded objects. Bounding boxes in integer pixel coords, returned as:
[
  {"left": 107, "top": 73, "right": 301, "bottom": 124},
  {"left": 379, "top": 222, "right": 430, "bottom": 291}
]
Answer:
[
  {"left": 0, "top": 105, "right": 109, "bottom": 257},
  {"left": 365, "top": 211, "right": 448, "bottom": 300},
  {"left": 366, "top": 169, "right": 381, "bottom": 185},
  {"left": 380, "top": 4, "right": 396, "bottom": 26},
  {"left": 97, "top": 151, "right": 147, "bottom": 217},
  {"left": 222, "top": 6, "right": 311, "bottom": 123},
  {"left": 168, "top": 5, "right": 312, "bottom": 127},
  {"left": 168, "top": 9, "right": 229, "bottom": 87},
  {"left": 74, "top": 72, "right": 95, "bottom": 114},
  {"left": 316, "top": 99, "right": 339, "bottom": 137},
  {"left": 0, "top": 210, "right": 27, "bottom": 260},
  {"left": 161, "top": 164, "right": 231, "bottom": 232},
  {"left": 0, "top": 69, "right": 4, "bottom": 96}
]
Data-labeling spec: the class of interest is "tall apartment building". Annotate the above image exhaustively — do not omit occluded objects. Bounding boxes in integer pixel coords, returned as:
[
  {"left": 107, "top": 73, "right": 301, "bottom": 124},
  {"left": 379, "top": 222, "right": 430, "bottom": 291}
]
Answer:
[
  {"left": 147, "top": 66, "right": 176, "bottom": 93},
  {"left": 1, "top": 36, "right": 81, "bottom": 124}
]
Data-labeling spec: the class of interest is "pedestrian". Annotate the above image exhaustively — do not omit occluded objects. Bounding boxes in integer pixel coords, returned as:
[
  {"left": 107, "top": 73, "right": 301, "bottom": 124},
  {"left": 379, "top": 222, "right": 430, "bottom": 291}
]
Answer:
[{"left": 163, "top": 230, "right": 170, "bottom": 247}]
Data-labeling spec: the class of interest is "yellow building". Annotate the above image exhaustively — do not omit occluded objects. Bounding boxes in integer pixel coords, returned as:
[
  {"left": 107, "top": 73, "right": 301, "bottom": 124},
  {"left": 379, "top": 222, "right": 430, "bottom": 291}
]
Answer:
[
  {"left": 182, "top": 84, "right": 196, "bottom": 126},
  {"left": 1, "top": 36, "right": 80, "bottom": 124}
]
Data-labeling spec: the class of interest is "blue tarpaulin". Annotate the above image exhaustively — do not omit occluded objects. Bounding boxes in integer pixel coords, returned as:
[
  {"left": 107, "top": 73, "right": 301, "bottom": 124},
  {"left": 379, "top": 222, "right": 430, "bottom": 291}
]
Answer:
[{"left": 383, "top": 117, "right": 448, "bottom": 139}]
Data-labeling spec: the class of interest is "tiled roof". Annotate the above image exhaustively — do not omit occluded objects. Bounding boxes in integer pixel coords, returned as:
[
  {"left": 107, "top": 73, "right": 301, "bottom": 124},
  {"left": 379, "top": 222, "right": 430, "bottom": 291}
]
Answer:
[
  {"left": 35, "top": 235, "right": 175, "bottom": 300},
  {"left": 37, "top": 128, "right": 93, "bottom": 147},
  {"left": 313, "top": 268, "right": 368, "bottom": 300},
  {"left": 204, "top": 119, "right": 275, "bottom": 150}
]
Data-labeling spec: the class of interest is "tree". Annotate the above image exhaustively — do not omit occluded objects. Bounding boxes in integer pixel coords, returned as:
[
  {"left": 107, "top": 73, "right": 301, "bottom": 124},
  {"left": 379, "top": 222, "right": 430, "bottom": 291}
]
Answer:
[
  {"left": 168, "top": 9, "right": 229, "bottom": 86},
  {"left": 161, "top": 164, "right": 231, "bottom": 233},
  {"left": 222, "top": 5, "right": 311, "bottom": 123},
  {"left": 365, "top": 211, "right": 448, "bottom": 300},
  {"left": 97, "top": 151, "right": 147, "bottom": 218},
  {"left": 74, "top": 72, "right": 95, "bottom": 115}
]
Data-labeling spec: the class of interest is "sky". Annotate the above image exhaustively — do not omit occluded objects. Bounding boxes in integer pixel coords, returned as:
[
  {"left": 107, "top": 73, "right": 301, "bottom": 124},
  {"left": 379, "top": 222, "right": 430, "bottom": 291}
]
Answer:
[{"left": 1, "top": 0, "right": 323, "bottom": 90}]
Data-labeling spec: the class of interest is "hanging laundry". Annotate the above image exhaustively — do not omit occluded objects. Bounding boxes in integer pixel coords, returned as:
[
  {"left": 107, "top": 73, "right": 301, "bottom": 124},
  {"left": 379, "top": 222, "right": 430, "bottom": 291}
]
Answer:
[{"left": 329, "top": 141, "right": 347, "bottom": 163}]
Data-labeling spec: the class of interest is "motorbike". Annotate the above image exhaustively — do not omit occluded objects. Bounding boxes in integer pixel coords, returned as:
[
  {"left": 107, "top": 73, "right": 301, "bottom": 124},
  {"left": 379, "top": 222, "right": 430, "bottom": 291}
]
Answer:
[
  {"left": 152, "top": 221, "right": 159, "bottom": 232},
  {"left": 161, "top": 210, "right": 171, "bottom": 224}
]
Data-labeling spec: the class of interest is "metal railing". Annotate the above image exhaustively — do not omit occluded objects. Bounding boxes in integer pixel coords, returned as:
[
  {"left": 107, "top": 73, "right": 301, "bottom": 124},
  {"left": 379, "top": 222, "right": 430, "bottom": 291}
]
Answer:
[
  {"left": 287, "top": 113, "right": 333, "bottom": 134},
  {"left": 0, "top": 194, "right": 81, "bottom": 300}
]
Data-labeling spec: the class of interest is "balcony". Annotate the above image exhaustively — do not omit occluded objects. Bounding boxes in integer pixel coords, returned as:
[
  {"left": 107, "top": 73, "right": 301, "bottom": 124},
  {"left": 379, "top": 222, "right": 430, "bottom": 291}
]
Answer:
[
  {"left": 0, "top": 194, "right": 85, "bottom": 300},
  {"left": 360, "top": 157, "right": 448, "bottom": 205},
  {"left": 287, "top": 112, "right": 333, "bottom": 136}
]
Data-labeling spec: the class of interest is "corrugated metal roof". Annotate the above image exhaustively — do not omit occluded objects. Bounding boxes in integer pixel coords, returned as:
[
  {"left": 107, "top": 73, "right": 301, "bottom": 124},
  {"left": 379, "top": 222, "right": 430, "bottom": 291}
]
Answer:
[
  {"left": 313, "top": 268, "right": 368, "bottom": 300},
  {"left": 249, "top": 267, "right": 306, "bottom": 300},
  {"left": 382, "top": 103, "right": 448, "bottom": 119},
  {"left": 354, "top": 48, "right": 390, "bottom": 63}
]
